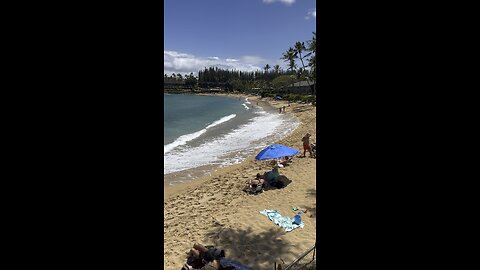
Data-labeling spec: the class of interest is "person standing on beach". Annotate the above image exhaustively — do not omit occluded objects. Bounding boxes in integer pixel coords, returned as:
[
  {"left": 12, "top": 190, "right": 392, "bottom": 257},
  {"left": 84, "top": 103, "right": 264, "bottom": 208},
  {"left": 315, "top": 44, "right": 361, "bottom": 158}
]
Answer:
[
  {"left": 302, "top": 133, "right": 313, "bottom": 157},
  {"left": 282, "top": 106, "right": 286, "bottom": 113}
]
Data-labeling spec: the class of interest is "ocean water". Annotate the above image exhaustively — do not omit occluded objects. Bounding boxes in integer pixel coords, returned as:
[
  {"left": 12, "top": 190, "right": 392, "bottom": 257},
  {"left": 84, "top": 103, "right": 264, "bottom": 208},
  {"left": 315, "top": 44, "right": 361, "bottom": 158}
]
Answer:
[{"left": 164, "top": 94, "right": 299, "bottom": 184}]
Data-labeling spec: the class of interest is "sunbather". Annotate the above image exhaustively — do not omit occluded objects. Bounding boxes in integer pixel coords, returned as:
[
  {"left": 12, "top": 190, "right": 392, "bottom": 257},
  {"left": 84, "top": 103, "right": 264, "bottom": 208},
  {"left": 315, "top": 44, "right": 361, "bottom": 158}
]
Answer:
[
  {"left": 184, "top": 244, "right": 225, "bottom": 270},
  {"left": 276, "top": 156, "right": 292, "bottom": 167},
  {"left": 243, "top": 178, "right": 265, "bottom": 193}
]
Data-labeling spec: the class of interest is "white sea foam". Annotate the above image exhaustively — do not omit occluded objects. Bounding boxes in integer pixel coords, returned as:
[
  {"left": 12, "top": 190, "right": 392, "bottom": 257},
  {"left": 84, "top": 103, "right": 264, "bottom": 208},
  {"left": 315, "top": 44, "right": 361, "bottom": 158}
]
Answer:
[
  {"left": 242, "top": 103, "right": 249, "bottom": 110},
  {"left": 164, "top": 110, "right": 300, "bottom": 175},
  {"left": 164, "top": 114, "right": 236, "bottom": 154},
  {"left": 205, "top": 114, "right": 236, "bottom": 129},
  {"left": 245, "top": 98, "right": 251, "bottom": 104}
]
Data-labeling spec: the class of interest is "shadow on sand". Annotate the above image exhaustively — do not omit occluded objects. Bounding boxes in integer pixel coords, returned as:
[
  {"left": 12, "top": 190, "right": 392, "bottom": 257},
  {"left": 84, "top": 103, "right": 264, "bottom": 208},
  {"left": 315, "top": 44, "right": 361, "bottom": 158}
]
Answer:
[
  {"left": 204, "top": 226, "right": 296, "bottom": 270},
  {"left": 292, "top": 106, "right": 314, "bottom": 113},
  {"left": 303, "top": 188, "right": 317, "bottom": 218}
]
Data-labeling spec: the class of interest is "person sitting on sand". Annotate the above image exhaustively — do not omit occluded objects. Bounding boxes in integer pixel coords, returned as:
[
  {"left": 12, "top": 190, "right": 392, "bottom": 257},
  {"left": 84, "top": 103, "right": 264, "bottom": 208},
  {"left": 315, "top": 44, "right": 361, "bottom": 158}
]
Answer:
[
  {"left": 275, "top": 160, "right": 284, "bottom": 168},
  {"left": 184, "top": 244, "right": 224, "bottom": 270},
  {"left": 276, "top": 156, "right": 292, "bottom": 167},
  {"left": 264, "top": 165, "right": 280, "bottom": 182},
  {"left": 302, "top": 133, "right": 313, "bottom": 158}
]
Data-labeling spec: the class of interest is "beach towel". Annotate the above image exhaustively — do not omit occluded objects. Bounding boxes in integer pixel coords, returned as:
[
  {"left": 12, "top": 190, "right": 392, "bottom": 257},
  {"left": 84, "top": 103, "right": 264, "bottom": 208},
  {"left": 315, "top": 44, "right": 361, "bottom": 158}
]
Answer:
[{"left": 259, "top": 209, "right": 304, "bottom": 232}]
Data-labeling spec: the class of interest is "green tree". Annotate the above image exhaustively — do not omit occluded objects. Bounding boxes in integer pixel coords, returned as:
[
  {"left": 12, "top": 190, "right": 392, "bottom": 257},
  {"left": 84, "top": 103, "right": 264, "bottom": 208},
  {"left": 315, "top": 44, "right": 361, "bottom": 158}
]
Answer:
[
  {"left": 185, "top": 73, "right": 197, "bottom": 87},
  {"left": 306, "top": 32, "right": 316, "bottom": 95},
  {"left": 294, "top": 41, "right": 314, "bottom": 95},
  {"left": 264, "top": 64, "right": 270, "bottom": 74},
  {"left": 294, "top": 41, "right": 307, "bottom": 71},
  {"left": 282, "top": 47, "right": 297, "bottom": 72},
  {"left": 273, "top": 64, "right": 281, "bottom": 74},
  {"left": 272, "top": 75, "right": 296, "bottom": 91}
]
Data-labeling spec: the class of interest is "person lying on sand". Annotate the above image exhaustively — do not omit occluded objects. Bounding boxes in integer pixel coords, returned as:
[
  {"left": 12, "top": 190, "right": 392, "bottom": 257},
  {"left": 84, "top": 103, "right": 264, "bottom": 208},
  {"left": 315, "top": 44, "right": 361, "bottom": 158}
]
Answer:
[
  {"left": 242, "top": 178, "right": 265, "bottom": 193},
  {"left": 276, "top": 156, "right": 292, "bottom": 167},
  {"left": 249, "top": 166, "right": 280, "bottom": 187}
]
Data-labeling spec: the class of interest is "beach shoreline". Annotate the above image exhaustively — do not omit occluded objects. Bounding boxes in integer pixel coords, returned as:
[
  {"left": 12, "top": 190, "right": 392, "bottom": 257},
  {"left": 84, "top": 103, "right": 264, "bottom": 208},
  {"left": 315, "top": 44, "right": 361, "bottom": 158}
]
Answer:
[
  {"left": 163, "top": 93, "right": 316, "bottom": 270},
  {"left": 163, "top": 93, "right": 295, "bottom": 198}
]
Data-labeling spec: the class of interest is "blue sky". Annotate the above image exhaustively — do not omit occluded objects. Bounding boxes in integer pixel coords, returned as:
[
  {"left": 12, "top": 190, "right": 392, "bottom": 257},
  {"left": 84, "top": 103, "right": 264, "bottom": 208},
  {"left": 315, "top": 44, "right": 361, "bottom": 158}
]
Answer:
[{"left": 164, "top": 0, "right": 316, "bottom": 76}]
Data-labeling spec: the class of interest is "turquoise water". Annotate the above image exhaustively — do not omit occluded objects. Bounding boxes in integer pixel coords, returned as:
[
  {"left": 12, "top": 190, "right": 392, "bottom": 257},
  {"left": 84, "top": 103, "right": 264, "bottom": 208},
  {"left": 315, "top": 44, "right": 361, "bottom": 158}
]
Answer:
[{"left": 164, "top": 94, "right": 250, "bottom": 146}]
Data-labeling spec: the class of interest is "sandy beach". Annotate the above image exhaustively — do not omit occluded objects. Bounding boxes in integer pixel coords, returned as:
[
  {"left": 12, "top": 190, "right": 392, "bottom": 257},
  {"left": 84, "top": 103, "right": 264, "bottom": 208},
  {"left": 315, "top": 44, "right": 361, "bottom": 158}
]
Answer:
[{"left": 164, "top": 94, "right": 316, "bottom": 270}]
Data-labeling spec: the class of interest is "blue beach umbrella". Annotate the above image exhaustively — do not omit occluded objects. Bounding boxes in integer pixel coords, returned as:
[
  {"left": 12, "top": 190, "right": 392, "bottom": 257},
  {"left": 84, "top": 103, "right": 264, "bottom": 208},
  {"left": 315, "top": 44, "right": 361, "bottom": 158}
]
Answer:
[{"left": 255, "top": 144, "right": 300, "bottom": 160}]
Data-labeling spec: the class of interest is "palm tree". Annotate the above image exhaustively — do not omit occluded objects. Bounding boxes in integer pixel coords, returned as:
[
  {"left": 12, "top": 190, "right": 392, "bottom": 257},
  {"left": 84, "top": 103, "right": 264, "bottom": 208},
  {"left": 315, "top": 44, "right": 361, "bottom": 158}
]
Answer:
[
  {"left": 281, "top": 47, "right": 297, "bottom": 73},
  {"left": 294, "top": 41, "right": 315, "bottom": 95},
  {"left": 264, "top": 64, "right": 270, "bottom": 74},
  {"left": 306, "top": 32, "right": 316, "bottom": 95},
  {"left": 294, "top": 41, "right": 307, "bottom": 71},
  {"left": 296, "top": 67, "right": 304, "bottom": 80},
  {"left": 305, "top": 32, "right": 316, "bottom": 74},
  {"left": 295, "top": 40, "right": 316, "bottom": 95},
  {"left": 307, "top": 32, "right": 316, "bottom": 55},
  {"left": 273, "top": 64, "right": 281, "bottom": 74}
]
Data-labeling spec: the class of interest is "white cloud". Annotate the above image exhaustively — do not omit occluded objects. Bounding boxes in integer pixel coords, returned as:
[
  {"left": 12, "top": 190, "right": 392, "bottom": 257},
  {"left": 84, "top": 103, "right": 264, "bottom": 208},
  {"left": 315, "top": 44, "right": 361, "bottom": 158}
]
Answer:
[
  {"left": 262, "top": 0, "right": 296, "bottom": 6},
  {"left": 305, "top": 8, "right": 316, "bottom": 20},
  {"left": 164, "top": 50, "right": 279, "bottom": 76}
]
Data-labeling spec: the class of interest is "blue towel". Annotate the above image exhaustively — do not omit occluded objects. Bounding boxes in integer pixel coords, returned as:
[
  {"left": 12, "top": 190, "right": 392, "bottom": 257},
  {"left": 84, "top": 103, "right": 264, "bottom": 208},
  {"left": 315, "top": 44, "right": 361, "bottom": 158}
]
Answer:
[
  {"left": 220, "top": 258, "right": 253, "bottom": 270},
  {"left": 259, "top": 209, "right": 305, "bottom": 232}
]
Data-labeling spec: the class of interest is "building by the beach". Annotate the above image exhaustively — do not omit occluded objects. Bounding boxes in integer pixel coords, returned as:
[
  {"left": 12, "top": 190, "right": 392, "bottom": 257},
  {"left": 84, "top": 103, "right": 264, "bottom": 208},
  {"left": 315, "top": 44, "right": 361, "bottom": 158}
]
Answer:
[{"left": 283, "top": 80, "right": 316, "bottom": 94}]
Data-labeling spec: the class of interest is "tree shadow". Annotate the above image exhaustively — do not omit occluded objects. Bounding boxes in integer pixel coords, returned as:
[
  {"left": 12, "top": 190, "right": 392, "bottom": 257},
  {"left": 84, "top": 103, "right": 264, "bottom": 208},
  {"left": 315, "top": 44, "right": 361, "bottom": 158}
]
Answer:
[
  {"left": 204, "top": 226, "right": 297, "bottom": 270},
  {"left": 304, "top": 188, "right": 317, "bottom": 218},
  {"left": 306, "top": 188, "right": 316, "bottom": 198},
  {"left": 292, "top": 106, "right": 314, "bottom": 113}
]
